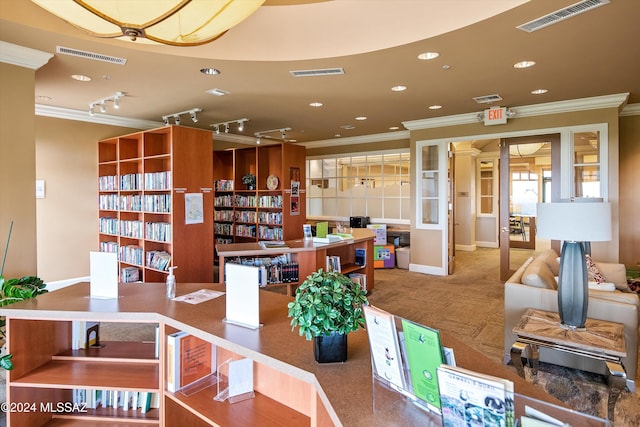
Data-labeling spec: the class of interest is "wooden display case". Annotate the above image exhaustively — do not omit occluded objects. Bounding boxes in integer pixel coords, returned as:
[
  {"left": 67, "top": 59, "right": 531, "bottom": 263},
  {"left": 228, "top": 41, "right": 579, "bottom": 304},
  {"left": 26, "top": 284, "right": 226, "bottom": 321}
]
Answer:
[
  {"left": 98, "top": 125, "right": 214, "bottom": 283},
  {"left": 213, "top": 143, "right": 306, "bottom": 248}
]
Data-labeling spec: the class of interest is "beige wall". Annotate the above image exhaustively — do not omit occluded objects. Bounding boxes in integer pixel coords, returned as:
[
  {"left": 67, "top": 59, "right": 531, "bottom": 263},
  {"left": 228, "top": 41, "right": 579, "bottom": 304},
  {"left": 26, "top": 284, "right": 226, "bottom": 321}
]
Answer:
[
  {"left": 35, "top": 117, "right": 138, "bottom": 282},
  {"left": 0, "top": 62, "right": 37, "bottom": 279}
]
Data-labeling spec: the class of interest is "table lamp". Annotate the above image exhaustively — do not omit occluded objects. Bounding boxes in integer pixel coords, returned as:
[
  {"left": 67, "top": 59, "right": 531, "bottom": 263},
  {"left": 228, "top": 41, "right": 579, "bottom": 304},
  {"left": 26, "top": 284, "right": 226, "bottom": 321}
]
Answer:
[{"left": 536, "top": 200, "right": 612, "bottom": 329}]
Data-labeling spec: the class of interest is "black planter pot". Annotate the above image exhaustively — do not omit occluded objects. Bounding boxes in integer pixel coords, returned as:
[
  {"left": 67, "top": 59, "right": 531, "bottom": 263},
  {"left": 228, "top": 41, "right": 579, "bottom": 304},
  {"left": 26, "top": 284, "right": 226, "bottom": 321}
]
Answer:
[{"left": 314, "top": 332, "right": 347, "bottom": 363}]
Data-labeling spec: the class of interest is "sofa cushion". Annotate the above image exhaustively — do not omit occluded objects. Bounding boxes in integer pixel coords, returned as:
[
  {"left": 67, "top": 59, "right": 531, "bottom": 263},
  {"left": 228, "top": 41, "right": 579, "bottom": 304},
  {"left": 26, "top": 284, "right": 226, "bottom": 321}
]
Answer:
[
  {"left": 537, "top": 249, "right": 560, "bottom": 276},
  {"left": 589, "top": 289, "right": 640, "bottom": 305},
  {"left": 522, "top": 258, "right": 557, "bottom": 289}
]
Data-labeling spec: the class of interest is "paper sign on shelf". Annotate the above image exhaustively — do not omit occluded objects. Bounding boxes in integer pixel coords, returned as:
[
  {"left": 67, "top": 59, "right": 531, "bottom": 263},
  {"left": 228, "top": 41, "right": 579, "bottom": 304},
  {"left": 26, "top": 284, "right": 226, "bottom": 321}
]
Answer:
[
  {"left": 89, "top": 251, "right": 118, "bottom": 299},
  {"left": 224, "top": 263, "right": 261, "bottom": 329}
]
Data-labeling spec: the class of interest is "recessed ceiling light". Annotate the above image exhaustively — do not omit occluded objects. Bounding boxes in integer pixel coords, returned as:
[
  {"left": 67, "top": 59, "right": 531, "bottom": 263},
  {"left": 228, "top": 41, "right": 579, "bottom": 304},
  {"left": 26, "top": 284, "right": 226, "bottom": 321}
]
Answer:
[
  {"left": 340, "top": 125, "right": 355, "bottom": 130},
  {"left": 206, "top": 88, "right": 230, "bottom": 96},
  {"left": 428, "top": 105, "right": 443, "bottom": 110},
  {"left": 389, "top": 126, "right": 400, "bottom": 130},
  {"left": 514, "top": 60, "right": 536, "bottom": 69},
  {"left": 334, "top": 134, "right": 342, "bottom": 137},
  {"left": 200, "top": 68, "right": 220, "bottom": 75},
  {"left": 355, "top": 116, "right": 367, "bottom": 121},
  {"left": 309, "top": 102, "right": 323, "bottom": 107},
  {"left": 418, "top": 52, "right": 439, "bottom": 60},
  {"left": 36, "top": 95, "right": 52, "bottom": 101},
  {"left": 391, "top": 85, "right": 407, "bottom": 92},
  {"left": 531, "top": 89, "right": 548, "bottom": 95},
  {"left": 71, "top": 74, "right": 91, "bottom": 82}
]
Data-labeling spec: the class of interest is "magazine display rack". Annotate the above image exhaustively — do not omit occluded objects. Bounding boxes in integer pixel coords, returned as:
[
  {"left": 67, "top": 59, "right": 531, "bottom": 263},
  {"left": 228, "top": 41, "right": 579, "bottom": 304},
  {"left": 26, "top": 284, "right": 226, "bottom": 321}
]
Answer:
[{"left": 364, "top": 305, "right": 610, "bottom": 427}]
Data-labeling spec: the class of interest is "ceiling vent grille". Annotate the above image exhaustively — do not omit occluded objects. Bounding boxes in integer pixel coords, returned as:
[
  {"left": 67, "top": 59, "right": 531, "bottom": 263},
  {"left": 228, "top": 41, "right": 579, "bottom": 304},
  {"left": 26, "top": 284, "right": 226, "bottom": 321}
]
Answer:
[
  {"left": 290, "top": 68, "right": 345, "bottom": 77},
  {"left": 517, "top": 0, "right": 610, "bottom": 33},
  {"left": 473, "top": 94, "right": 503, "bottom": 104},
  {"left": 56, "top": 46, "right": 127, "bottom": 65}
]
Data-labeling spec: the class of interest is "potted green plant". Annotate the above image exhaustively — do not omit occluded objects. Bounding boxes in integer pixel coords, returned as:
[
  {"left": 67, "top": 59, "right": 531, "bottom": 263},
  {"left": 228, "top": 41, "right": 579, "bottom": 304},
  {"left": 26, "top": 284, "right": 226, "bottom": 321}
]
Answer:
[
  {"left": 242, "top": 173, "right": 256, "bottom": 190},
  {"left": 0, "top": 275, "right": 47, "bottom": 370},
  {"left": 287, "top": 269, "right": 368, "bottom": 363}
]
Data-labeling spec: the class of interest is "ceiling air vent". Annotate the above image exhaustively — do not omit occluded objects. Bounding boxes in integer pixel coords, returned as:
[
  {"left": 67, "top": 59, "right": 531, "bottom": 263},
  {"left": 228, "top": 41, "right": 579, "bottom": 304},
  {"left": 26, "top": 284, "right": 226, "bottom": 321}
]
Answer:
[
  {"left": 290, "top": 68, "right": 345, "bottom": 77},
  {"left": 56, "top": 46, "right": 127, "bottom": 65},
  {"left": 473, "top": 94, "right": 503, "bottom": 104},
  {"left": 517, "top": 0, "right": 610, "bottom": 33}
]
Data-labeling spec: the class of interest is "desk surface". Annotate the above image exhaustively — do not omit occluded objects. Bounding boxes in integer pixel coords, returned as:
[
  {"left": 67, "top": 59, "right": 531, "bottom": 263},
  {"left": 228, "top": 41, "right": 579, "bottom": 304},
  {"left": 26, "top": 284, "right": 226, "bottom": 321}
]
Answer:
[
  {"left": 513, "top": 308, "right": 626, "bottom": 358},
  {"left": 1, "top": 283, "right": 568, "bottom": 426}
]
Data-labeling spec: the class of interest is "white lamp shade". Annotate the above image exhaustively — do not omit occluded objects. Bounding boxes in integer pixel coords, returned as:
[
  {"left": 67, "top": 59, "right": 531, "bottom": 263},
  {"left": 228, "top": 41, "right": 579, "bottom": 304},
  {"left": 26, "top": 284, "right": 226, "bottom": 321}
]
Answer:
[{"left": 536, "top": 201, "right": 611, "bottom": 242}]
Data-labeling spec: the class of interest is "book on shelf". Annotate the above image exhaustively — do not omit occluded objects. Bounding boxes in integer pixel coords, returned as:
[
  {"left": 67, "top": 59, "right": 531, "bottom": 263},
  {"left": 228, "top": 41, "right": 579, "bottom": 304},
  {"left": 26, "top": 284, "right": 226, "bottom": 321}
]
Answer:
[
  {"left": 354, "top": 248, "right": 366, "bottom": 266},
  {"left": 326, "top": 255, "right": 341, "bottom": 272},
  {"left": 164, "top": 333, "right": 220, "bottom": 396},
  {"left": 437, "top": 365, "right": 514, "bottom": 427},
  {"left": 401, "top": 319, "right": 445, "bottom": 412},
  {"left": 348, "top": 273, "right": 367, "bottom": 292}
]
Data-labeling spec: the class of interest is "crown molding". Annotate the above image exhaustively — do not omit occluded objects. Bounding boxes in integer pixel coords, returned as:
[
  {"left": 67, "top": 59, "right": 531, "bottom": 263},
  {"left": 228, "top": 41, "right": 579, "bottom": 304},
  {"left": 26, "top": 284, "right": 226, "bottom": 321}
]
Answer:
[
  {"left": 300, "top": 130, "right": 410, "bottom": 148},
  {"left": 0, "top": 41, "right": 53, "bottom": 70},
  {"left": 620, "top": 103, "right": 640, "bottom": 117},
  {"left": 36, "top": 104, "right": 162, "bottom": 130},
  {"left": 403, "top": 93, "right": 631, "bottom": 131}
]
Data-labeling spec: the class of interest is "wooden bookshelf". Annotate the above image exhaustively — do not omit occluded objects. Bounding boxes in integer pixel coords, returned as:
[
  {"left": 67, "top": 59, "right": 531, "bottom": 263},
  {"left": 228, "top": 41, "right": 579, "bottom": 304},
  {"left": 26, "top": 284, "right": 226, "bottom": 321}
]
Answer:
[
  {"left": 216, "top": 228, "right": 375, "bottom": 295},
  {"left": 98, "top": 125, "right": 214, "bottom": 283},
  {"left": 213, "top": 143, "right": 306, "bottom": 248}
]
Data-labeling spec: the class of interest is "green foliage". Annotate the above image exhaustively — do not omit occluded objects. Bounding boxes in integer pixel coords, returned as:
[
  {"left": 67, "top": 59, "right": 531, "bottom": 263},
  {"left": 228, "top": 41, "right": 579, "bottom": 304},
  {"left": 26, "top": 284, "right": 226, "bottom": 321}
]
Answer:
[
  {"left": 287, "top": 269, "right": 368, "bottom": 341},
  {"left": 0, "top": 275, "right": 48, "bottom": 370}
]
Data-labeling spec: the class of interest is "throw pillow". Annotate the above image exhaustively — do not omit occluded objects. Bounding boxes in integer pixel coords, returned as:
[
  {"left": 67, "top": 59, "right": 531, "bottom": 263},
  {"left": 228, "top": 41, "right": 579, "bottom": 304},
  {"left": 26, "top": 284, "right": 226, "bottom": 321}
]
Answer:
[
  {"left": 522, "top": 259, "right": 557, "bottom": 289},
  {"left": 585, "top": 254, "right": 607, "bottom": 283}
]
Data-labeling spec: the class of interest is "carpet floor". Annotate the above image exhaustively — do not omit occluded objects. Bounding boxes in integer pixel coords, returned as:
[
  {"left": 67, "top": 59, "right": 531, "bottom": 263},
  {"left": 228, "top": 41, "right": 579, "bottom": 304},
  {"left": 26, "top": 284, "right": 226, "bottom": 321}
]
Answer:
[{"left": 99, "top": 247, "right": 640, "bottom": 426}]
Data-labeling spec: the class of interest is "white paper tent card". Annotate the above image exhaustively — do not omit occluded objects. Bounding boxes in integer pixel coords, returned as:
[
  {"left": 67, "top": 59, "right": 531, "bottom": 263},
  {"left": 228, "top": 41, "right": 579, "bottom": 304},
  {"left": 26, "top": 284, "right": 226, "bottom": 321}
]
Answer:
[
  {"left": 224, "top": 263, "right": 260, "bottom": 329},
  {"left": 89, "top": 251, "right": 118, "bottom": 299}
]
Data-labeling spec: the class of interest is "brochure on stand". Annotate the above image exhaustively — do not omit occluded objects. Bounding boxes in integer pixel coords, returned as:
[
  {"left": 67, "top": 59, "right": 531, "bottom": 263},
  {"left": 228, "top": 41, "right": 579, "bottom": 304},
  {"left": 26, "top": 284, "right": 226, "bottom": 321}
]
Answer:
[
  {"left": 224, "top": 263, "right": 261, "bottom": 329},
  {"left": 89, "top": 251, "right": 118, "bottom": 299},
  {"left": 401, "top": 319, "right": 444, "bottom": 412},
  {"left": 363, "top": 305, "right": 405, "bottom": 391}
]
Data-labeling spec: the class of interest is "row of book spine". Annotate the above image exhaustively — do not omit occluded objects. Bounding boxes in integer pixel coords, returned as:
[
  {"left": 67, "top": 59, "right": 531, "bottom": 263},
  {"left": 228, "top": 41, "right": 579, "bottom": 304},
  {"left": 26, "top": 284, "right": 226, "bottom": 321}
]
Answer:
[
  {"left": 258, "top": 195, "right": 283, "bottom": 208},
  {"left": 146, "top": 250, "right": 171, "bottom": 271},
  {"left": 258, "top": 225, "right": 283, "bottom": 240},
  {"left": 214, "top": 179, "right": 234, "bottom": 191},
  {"left": 99, "top": 218, "right": 171, "bottom": 241},
  {"left": 72, "top": 389, "right": 159, "bottom": 413},
  {"left": 214, "top": 209, "right": 234, "bottom": 222},
  {"left": 98, "top": 172, "right": 171, "bottom": 192},
  {"left": 120, "top": 266, "right": 140, "bottom": 283},
  {"left": 99, "top": 194, "right": 171, "bottom": 213}
]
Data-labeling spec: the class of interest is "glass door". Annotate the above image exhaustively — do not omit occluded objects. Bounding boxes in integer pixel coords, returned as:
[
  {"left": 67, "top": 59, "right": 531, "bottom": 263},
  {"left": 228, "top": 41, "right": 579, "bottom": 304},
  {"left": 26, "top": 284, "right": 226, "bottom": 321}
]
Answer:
[{"left": 499, "top": 134, "right": 560, "bottom": 281}]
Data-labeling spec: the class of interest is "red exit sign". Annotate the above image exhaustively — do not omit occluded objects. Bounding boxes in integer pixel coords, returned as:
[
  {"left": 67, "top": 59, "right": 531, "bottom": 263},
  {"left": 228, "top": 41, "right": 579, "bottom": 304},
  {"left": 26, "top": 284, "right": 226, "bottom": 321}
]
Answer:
[{"left": 484, "top": 106, "right": 507, "bottom": 125}]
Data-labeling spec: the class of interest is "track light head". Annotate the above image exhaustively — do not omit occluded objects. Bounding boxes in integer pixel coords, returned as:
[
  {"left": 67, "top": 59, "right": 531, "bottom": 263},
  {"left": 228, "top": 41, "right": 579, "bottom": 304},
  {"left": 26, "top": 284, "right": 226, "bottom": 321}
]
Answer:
[
  {"left": 99, "top": 102, "right": 106, "bottom": 113},
  {"left": 256, "top": 137, "right": 261, "bottom": 145},
  {"left": 174, "top": 115, "right": 180, "bottom": 125},
  {"left": 224, "top": 124, "right": 229, "bottom": 133},
  {"left": 163, "top": 117, "right": 169, "bottom": 126},
  {"left": 113, "top": 97, "right": 120, "bottom": 109},
  {"left": 238, "top": 120, "right": 244, "bottom": 132},
  {"left": 281, "top": 129, "right": 286, "bottom": 139},
  {"left": 190, "top": 111, "right": 198, "bottom": 122},
  {"left": 215, "top": 126, "right": 220, "bottom": 134},
  {"left": 89, "top": 104, "right": 95, "bottom": 116}
]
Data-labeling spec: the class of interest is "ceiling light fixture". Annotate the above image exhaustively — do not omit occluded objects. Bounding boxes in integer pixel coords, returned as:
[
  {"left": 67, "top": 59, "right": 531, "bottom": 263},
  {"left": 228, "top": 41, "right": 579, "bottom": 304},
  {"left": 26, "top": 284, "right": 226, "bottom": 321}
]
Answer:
[
  {"left": 210, "top": 118, "right": 249, "bottom": 134},
  {"left": 391, "top": 85, "right": 407, "bottom": 92},
  {"left": 514, "top": 60, "right": 536, "bottom": 69},
  {"left": 71, "top": 74, "right": 91, "bottom": 82},
  {"left": 254, "top": 127, "right": 292, "bottom": 142},
  {"left": 200, "top": 68, "right": 221, "bottom": 75},
  {"left": 418, "top": 52, "right": 440, "bottom": 60},
  {"left": 88, "top": 91, "right": 125, "bottom": 116},
  {"left": 31, "top": 0, "right": 266, "bottom": 46},
  {"left": 428, "top": 105, "right": 443, "bottom": 110},
  {"left": 162, "top": 108, "right": 202, "bottom": 126},
  {"left": 309, "top": 102, "right": 323, "bottom": 107},
  {"left": 355, "top": 116, "right": 367, "bottom": 121},
  {"left": 531, "top": 89, "right": 548, "bottom": 95}
]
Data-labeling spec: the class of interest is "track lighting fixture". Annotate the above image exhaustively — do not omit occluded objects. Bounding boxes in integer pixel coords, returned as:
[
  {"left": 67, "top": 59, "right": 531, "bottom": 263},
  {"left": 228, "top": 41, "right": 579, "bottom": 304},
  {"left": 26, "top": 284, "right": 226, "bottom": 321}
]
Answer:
[
  {"left": 88, "top": 91, "right": 125, "bottom": 116},
  {"left": 254, "top": 127, "right": 292, "bottom": 142},
  {"left": 209, "top": 118, "right": 249, "bottom": 134},
  {"left": 161, "top": 108, "right": 202, "bottom": 126}
]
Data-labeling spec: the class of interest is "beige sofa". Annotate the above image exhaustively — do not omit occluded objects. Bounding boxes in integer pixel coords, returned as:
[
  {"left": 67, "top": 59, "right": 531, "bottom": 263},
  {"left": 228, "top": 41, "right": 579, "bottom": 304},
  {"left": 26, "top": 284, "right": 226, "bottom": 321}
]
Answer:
[{"left": 504, "top": 249, "right": 639, "bottom": 391}]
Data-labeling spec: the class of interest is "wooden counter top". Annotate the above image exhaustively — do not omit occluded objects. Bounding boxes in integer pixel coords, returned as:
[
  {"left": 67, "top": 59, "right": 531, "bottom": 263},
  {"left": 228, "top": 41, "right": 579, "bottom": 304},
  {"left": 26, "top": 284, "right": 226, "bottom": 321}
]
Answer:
[{"left": 0, "top": 281, "right": 569, "bottom": 426}]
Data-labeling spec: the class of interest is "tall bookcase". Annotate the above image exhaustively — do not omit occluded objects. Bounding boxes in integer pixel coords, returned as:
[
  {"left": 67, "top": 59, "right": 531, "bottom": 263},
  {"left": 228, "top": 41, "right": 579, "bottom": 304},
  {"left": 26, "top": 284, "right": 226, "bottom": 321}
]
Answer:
[
  {"left": 98, "top": 125, "right": 214, "bottom": 283},
  {"left": 213, "top": 143, "right": 306, "bottom": 246}
]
